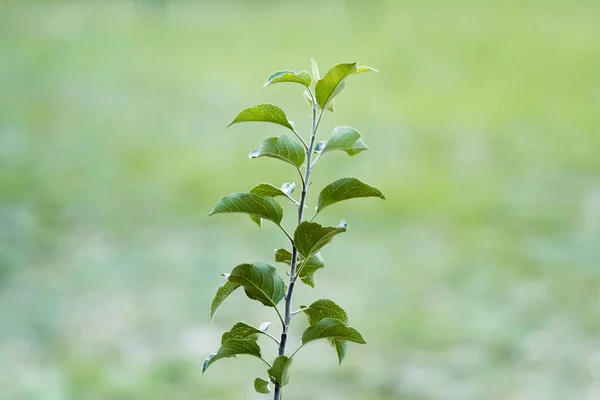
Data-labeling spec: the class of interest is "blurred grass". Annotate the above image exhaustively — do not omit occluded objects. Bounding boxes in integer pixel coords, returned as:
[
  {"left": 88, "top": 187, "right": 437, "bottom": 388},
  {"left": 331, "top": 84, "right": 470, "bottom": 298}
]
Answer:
[{"left": 1, "top": 1, "right": 600, "bottom": 399}]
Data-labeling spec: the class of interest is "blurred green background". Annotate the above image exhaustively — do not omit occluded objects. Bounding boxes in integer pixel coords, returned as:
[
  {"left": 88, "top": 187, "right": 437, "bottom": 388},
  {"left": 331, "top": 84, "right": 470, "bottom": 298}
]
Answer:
[{"left": 1, "top": 1, "right": 600, "bottom": 399}]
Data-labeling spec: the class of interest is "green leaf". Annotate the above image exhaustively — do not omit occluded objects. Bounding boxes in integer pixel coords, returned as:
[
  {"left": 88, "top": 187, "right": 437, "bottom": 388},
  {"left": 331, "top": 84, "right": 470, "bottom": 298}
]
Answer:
[
  {"left": 250, "top": 183, "right": 289, "bottom": 198},
  {"left": 301, "top": 318, "right": 366, "bottom": 345},
  {"left": 249, "top": 135, "right": 306, "bottom": 169},
  {"left": 210, "top": 280, "right": 240, "bottom": 319},
  {"left": 248, "top": 183, "right": 295, "bottom": 227},
  {"left": 254, "top": 377, "right": 271, "bottom": 394},
  {"left": 221, "top": 322, "right": 264, "bottom": 344},
  {"left": 228, "top": 103, "right": 294, "bottom": 132},
  {"left": 301, "top": 299, "right": 349, "bottom": 364},
  {"left": 315, "top": 63, "right": 358, "bottom": 109},
  {"left": 208, "top": 192, "right": 284, "bottom": 225},
  {"left": 333, "top": 340, "right": 348, "bottom": 364},
  {"left": 203, "top": 339, "right": 262, "bottom": 373},
  {"left": 268, "top": 356, "right": 292, "bottom": 387},
  {"left": 311, "top": 58, "right": 320, "bottom": 81},
  {"left": 303, "top": 90, "right": 313, "bottom": 107},
  {"left": 264, "top": 70, "right": 311, "bottom": 88},
  {"left": 302, "top": 299, "right": 348, "bottom": 326},
  {"left": 294, "top": 222, "right": 346, "bottom": 258},
  {"left": 322, "top": 126, "right": 369, "bottom": 156},
  {"left": 274, "top": 248, "right": 325, "bottom": 288},
  {"left": 317, "top": 177, "right": 385, "bottom": 214},
  {"left": 249, "top": 214, "right": 262, "bottom": 227},
  {"left": 228, "top": 262, "right": 286, "bottom": 307},
  {"left": 354, "top": 65, "right": 379, "bottom": 74},
  {"left": 326, "top": 99, "right": 335, "bottom": 112}
]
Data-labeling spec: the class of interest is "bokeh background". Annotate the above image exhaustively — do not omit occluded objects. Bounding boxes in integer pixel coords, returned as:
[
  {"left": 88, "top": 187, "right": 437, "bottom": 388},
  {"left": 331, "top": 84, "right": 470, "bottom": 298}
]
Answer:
[{"left": 2, "top": 1, "right": 600, "bottom": 399}]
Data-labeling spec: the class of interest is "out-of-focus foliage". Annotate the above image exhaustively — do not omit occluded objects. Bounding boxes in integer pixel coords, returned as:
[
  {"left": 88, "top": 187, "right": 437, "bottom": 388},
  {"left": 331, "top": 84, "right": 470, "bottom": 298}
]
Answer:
[{"left": 1, "top": 1, "right": 599, "bottom": 399}]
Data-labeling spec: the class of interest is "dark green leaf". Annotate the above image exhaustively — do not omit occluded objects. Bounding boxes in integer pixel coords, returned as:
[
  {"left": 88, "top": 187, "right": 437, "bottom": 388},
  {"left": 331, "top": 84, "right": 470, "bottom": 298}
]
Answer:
[
  {"left": 250, "top": 183, "right": 288, "bottom": 198},
  {"left": 274, "top": 248, "right": 324, "bottom": 288},
  {"left": 301, "top": 318, "right": 366, "bottom": 345},
  {"left": 254, "top": 377, "right": 271, "bottom": 394},
  {"left": 229, "top": 262, "right": 286, "bottom": 307},
  {"left": 322, "top": 126, "right": 369, "bottom": 156},
  {"left": 203, "top": 339, "right": 262, "bottom": 372},
  {"left": 210, "top": 280, "right": 240, "bottom": 319},
  {"left": 317, "top": 177, "right": 385, "bottom": 214},
  {"left": 294, "top": 222, "right": 346, "bottom": 258},
  {"left": 268, "top": 356, "right": 292, "bottom": 387},
  {"left": 264, "top": 70, "right": 311, "bottom": 88},
  {"left": 249, "top": 136, "right": 306, "bottom": 169},
  {"left": 221, "top": 322, "right": 263, "bottom": 344},
  {"left": 301, "top": 299, "right": 350, "bottom": 364},
  {"left": 302, "top": 299, "right": 348, "bottom": 325},
  {"left": 354, "top": 65, "right": 379, "bottom": 74},
  {"left": 208, "top": 192, "right": 284, "bottom": 225},
  {"left": 228, "top": 103, "right": 294, "bottom": 131},
  {"left": 315, "top": 63, "right": 358, "bottom": 109},
  {"left": 333, "top": 340, "right": 348, "bottom": 364},
  {"left": 249, "top": 214, "right": 262, "bottom": 227}
]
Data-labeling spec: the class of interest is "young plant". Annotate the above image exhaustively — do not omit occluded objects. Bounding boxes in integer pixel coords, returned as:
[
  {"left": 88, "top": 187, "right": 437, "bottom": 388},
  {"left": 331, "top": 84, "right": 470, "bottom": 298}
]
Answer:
[{"left": 203, "top": 59, "right": 384, "bottom": 399}]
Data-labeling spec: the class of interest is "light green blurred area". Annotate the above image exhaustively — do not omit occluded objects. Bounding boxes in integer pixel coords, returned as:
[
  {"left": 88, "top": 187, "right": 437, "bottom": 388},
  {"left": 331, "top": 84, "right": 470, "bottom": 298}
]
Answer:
[{"left": 1, "top": 1, "right": 600, "bottom": 399}]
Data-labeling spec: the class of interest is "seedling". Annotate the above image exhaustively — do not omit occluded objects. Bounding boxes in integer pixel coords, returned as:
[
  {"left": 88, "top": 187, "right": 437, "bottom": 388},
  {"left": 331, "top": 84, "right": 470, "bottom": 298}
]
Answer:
[{"left": 204, "top": 59, "right": 384, "bottom": 400}]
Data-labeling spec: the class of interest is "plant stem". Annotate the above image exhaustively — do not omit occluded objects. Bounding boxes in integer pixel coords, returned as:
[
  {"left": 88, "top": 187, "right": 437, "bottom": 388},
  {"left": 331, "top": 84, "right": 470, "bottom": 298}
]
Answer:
[{"left": 273, "top": 102, "right": 321, "bottom": 400}]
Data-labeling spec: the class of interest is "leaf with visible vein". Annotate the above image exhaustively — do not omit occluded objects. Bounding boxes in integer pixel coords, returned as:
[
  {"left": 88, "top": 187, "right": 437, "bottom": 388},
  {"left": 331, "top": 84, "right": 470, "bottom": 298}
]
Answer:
[
  {"left": 274, "top": 248, "right": 324, "bottom": 288},
  {"left": 264, "top": 70, "right": 311, "bottom": 87},
  {"left": 209, "top": 192, "right": 283, "bottom": 225},
  {"left": 322, "top": 126, "right": 369, "bottom": 156},
  {"left": 315, "top": 63, "right": 358, "bottom": 109},
  {"left": 254, "top": 377, "right": 271, "bottom": 394},
  {"left": 210, "top": 280, "right": 240, "bottom": 319},
  {"left": 203, "top": 339, "right": 262, "bottom": 373},
  {"left": 293, "top": 222, "right": 346, "bottom": 258},
  {"left": 228, "top": 262, "right": 286, "bottom": 307},
  {"left": 228, "top": 104, "right": 294, "bottom": 131},
  {"left": 301, "top": 318, "right": 366, "bottom": 345},
  {"left": 249, "top": 136, "right": 305, "bottom": 168},
  {"left": 268, "top": 356, "right": 292, "bottom": 387},
  {"left": 317, "top": 177, "right": 385, "bottom": 214}
]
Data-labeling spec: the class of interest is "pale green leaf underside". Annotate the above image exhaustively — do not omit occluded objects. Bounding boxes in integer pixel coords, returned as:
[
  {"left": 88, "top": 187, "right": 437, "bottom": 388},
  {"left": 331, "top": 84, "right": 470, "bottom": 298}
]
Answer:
[
  {"left": 293, "top": 222, "right": 346, "bottom": 258},
  {"left": 264, "top": 70, "right": 311, "bottom": 88},
  {"left": 209, "top": 192, "right": 283, "bottom": 225},
  {"left": 354, "top": 65, "right": 379, "bottom": 74},
  {"left": 254, "top": 377, "right": 271, "bottom": 394},
  {"left": 228, "top": 103, "right": 294, "bottom": 131},
  {"left": 301, "top": 318, "right": 366, "bottom": 345},
  {"left": 311, "top": 58, "right": 320, "bottom": 82},
  {"left": 274, "top": 248, "right": 324, "bottom": 288},
  {"left": 315, "top": 63, "right": 358, "bottom": 109},
  {"left": 249, "top": 135, "right": 305, "bottom": 168},
  {"left": 323, "top": 126, "right": 369, "bottom": 156},
  {"left": 210, "top": 280, "right": 240, "bottom": 319},
  {"left": 228, "top": 262, "right": 286, "bottom": 307},
  {"left": 317, "top": 177, "right": 385, "bottom": 213},
  {"left": 268, "top": 356, "right": 292, "bottom": 387}
]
